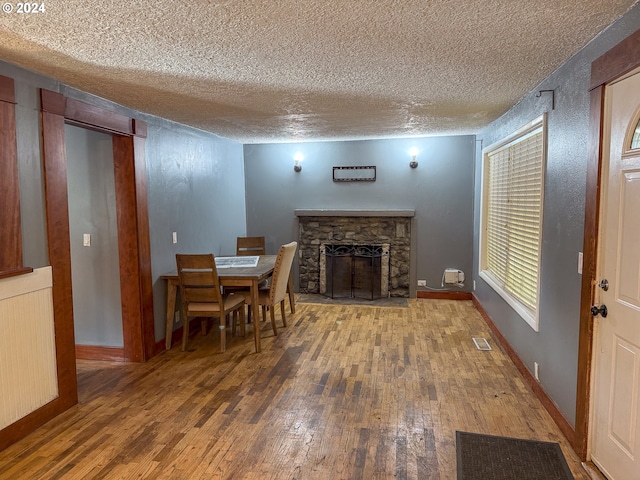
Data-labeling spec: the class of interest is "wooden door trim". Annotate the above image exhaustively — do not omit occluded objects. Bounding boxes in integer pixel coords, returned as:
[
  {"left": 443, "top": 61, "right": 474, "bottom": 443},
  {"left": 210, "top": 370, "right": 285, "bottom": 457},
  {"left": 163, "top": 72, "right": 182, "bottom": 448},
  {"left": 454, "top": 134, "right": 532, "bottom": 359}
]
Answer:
[
  {"left": 576, "top": 27, "right": 640, "bottom": 460},
  {"left": 0, "top": 75, "right": 26, "bottom": 274},
  {"left": 40, "top": 89, "right": 154, "bottom": 363}
]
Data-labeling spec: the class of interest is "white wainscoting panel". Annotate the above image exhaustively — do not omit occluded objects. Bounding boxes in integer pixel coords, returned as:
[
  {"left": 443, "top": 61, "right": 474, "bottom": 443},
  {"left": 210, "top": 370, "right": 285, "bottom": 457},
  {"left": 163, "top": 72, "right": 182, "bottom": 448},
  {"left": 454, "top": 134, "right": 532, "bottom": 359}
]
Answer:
[{"left": 0, "top": 267, "right": 58, "bottom": 430}]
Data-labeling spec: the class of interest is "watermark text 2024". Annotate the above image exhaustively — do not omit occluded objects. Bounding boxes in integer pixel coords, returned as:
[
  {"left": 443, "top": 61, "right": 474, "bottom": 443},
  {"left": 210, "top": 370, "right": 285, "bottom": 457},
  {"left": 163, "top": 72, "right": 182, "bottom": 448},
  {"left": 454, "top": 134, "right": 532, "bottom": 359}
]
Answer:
[{"left": 2, "top": 3, "right": 46, "bottom": 14}]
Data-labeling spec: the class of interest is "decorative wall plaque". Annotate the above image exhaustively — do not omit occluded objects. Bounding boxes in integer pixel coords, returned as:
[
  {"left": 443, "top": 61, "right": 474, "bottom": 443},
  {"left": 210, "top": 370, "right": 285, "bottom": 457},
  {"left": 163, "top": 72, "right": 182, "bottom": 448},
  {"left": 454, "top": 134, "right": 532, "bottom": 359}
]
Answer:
[{"left": 333, "top": 166, "right": 376, "bottom": 182}]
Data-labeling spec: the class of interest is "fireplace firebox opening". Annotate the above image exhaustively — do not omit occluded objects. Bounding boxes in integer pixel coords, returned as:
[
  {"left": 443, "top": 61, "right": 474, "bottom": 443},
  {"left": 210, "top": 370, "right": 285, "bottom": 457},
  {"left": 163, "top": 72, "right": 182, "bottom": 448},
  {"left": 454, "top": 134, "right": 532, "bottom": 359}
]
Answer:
[{"left": 320, "top": 244, "right": 389, "bottom": 300}]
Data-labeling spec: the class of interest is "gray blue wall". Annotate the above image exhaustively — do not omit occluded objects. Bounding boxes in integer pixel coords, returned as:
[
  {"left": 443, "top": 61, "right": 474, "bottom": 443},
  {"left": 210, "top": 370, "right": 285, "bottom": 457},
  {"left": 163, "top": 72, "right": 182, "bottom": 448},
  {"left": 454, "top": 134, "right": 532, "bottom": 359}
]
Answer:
[
  {"left": 146, "top": 118, "right": 246, "bottom": 341},
  {"left": 243, "top": 136, "right": 475, "bottom": 293},
  {"left": 2, "top": 59, "right": 246, "bottom": 344},
  {"left": 473, "top": 2, "right": 640, "bottom": 427}
]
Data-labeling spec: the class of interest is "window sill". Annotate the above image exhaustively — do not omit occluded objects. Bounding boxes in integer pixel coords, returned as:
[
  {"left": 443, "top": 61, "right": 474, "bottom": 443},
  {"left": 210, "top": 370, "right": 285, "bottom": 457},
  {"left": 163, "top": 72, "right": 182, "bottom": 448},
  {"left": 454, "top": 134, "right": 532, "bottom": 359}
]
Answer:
[{"left": 479, "top": 270, "right": 539, "bottom": 332}]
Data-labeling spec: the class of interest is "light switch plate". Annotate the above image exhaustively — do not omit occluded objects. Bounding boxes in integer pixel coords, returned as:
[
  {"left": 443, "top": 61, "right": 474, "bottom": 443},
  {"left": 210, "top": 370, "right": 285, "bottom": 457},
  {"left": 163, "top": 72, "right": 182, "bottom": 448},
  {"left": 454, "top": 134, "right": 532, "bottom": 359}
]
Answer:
[
  {"left": 578, "top": 252, "right": 583, "bottom": 274},
  {"left": 83, "top": 233, "right": 91, "bottom": 247},
  {"left": 172, "top": 231, "right": 178, "bottom": 244}
]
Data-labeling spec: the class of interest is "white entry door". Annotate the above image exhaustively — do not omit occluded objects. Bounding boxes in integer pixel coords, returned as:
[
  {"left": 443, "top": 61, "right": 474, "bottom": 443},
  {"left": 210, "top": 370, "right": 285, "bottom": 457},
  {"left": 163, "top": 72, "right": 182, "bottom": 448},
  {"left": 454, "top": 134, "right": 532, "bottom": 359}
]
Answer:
[{"left": 590, "top": 68, "right": 640, "bottom": 479}]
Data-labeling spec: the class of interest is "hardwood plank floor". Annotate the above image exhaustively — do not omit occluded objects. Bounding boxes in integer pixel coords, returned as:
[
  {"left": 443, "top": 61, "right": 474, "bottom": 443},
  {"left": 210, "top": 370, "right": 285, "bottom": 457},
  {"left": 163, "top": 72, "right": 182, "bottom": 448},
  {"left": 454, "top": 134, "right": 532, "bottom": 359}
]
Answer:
[{"left": 0, "top": 299, "right": 589, "bottom": 479}]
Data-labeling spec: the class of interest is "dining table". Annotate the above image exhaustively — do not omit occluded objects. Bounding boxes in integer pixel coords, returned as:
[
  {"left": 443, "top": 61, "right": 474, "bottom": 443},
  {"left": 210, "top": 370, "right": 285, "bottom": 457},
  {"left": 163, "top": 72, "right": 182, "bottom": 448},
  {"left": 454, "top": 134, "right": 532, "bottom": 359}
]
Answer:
[{"left": 161, "top": 254, "right": 295, "bottom": 353}]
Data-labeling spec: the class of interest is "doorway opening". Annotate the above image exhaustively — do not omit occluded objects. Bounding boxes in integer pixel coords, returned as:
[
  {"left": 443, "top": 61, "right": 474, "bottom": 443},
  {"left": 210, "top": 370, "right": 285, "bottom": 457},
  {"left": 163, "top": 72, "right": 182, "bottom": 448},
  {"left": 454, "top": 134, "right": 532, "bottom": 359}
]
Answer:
[{"left": 65, "top": 125, "right": 125, "bottom": 360}]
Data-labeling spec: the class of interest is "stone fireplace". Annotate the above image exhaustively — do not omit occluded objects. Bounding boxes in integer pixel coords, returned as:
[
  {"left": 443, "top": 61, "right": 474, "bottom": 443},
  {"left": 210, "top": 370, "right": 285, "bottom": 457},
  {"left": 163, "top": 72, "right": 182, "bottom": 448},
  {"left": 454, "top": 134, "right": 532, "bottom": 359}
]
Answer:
[{"left": 295, "top": 209, "right": 415, "bottom": 298}]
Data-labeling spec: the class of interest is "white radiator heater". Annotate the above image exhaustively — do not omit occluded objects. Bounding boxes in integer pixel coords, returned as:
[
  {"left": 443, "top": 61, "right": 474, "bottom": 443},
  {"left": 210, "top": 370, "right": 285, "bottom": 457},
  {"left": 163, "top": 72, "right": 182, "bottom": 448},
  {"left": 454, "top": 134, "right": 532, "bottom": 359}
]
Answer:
[{"left": 0, "top": 267, "right": 58, "bottom": 430}]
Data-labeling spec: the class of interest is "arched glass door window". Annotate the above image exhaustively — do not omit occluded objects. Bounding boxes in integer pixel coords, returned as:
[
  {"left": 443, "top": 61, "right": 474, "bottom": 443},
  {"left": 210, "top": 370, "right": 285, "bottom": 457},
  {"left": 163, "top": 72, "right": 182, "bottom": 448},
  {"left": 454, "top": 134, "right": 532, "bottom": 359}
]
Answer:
[{"left": 630, "top": 117, "right": 640, "bottom": 149}]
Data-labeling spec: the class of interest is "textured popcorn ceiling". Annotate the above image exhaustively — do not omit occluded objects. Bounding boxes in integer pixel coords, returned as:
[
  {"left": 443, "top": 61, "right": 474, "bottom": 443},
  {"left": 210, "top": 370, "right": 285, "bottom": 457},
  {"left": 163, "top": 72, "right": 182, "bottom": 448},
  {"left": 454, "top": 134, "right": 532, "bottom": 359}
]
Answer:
[{"left": 0, "top": 1, "right": 638, "bottom": 143}]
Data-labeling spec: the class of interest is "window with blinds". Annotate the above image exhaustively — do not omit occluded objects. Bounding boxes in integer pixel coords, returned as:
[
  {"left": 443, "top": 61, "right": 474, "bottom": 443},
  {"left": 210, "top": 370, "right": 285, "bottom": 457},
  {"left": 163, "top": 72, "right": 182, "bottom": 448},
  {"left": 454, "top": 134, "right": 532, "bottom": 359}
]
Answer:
[{"left": 480, "top": 116, "right": 545, "bottom": 331}]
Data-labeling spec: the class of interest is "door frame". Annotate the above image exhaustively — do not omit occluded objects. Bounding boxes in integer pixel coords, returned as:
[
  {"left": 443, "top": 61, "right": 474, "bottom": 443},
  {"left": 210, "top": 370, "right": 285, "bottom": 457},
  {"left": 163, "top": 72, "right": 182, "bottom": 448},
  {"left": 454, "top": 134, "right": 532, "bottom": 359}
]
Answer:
[
  {"left": 575, "top": 27, "right": 640, "bottom": 460},
  {"left": 40, "top": 89, "right": 155, "bottom": 366}
]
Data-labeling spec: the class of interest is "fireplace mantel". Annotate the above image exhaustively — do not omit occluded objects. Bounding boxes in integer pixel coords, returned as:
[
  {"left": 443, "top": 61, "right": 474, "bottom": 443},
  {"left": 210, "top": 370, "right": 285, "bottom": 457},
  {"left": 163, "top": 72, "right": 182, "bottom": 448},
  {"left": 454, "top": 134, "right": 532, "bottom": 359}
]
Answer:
[{"left": 295, "top": 209, "right": 415, "bottom": 217}]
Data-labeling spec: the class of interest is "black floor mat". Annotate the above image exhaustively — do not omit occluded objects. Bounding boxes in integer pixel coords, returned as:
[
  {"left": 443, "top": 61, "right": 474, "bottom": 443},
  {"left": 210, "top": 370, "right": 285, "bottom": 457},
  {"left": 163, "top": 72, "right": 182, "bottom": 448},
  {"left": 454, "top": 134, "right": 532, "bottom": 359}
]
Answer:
[{"left": 456, "top": 431, "right": 574, "bottom": 480}]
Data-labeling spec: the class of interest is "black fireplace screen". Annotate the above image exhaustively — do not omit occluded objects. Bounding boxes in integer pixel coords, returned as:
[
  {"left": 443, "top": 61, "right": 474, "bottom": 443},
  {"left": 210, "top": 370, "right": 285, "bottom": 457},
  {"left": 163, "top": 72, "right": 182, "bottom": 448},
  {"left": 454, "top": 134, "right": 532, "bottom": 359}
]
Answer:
[{"left": 325, "top": 244, "right": 385, "bottom": 300}]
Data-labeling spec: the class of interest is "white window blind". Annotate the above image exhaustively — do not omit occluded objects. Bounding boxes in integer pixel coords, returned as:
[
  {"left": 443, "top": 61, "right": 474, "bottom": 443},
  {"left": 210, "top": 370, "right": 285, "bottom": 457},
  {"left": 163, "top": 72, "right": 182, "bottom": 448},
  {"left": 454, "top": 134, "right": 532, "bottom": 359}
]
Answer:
[{"left": 481, "top": 118, "right": 544, "bottom": 330}]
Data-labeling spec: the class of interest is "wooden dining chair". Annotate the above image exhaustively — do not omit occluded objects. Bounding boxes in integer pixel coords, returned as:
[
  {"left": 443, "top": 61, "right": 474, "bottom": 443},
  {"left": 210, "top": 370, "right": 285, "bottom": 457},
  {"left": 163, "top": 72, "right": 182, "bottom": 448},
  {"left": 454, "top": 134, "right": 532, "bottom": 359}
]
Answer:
[
  {"left": 227, "top": 237, "right": 269, "bottom": 313},
  {"left": 236, "top": 236, "right": 266, "bottom": 256},
  {"left": 239, "top": 241, "right": 297, "bottom": 336},
  {"left": 236, "top": 235, "right": 296, "bottom": 315},
  {"left": 176, "top": 253, "right": 245, "bottom": 353}
]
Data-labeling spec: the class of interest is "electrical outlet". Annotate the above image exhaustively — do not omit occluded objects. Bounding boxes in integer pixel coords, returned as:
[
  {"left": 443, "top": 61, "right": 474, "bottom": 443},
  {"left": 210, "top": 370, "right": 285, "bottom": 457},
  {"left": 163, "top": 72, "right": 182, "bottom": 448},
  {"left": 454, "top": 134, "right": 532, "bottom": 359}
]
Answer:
[
  {"left": 473, "top": 280, "right": 476, "bottom": 291},
  {"left": 174, "top": 311, "right": 180, "bottom": 324},
  {"left": 417, "top": 280, "right": 427, "bottom": 287},
  {"left": 172, "top": 231, "right": 178, "bottom": 244},
  {"left": 534, "top": 361, "right": 540, "bottom": 381}
]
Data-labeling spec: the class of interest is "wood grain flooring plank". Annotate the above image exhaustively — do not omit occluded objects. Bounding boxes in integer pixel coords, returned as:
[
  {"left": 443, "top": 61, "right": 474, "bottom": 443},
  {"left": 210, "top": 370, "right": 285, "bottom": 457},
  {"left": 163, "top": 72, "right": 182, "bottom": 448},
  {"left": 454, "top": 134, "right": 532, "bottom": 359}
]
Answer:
[{"left": 0, "top": 299, "right": 591, "bottom": 479}]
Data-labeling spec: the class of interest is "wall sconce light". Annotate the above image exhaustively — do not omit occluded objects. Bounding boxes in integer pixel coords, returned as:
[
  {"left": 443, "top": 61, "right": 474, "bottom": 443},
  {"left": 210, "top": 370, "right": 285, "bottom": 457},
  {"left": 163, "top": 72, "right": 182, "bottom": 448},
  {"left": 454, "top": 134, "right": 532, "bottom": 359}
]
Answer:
[
  {"left": 294, "top": 152, "right": 304, "bottom": 172},
  {"left": 408, "top": 147, "right": 419, "bottom": 168}
]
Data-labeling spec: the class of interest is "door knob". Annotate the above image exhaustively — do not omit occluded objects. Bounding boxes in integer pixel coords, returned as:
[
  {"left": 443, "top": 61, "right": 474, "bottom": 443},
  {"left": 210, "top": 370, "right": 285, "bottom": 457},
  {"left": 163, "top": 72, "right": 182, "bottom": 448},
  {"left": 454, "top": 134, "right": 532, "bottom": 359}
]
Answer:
[{"left": 591, "top": 304, "right": 608, "bottom": 318}]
